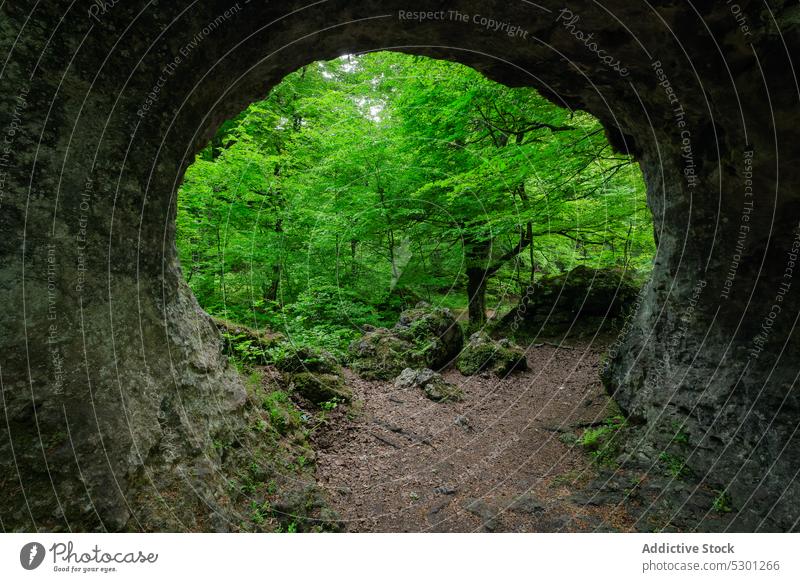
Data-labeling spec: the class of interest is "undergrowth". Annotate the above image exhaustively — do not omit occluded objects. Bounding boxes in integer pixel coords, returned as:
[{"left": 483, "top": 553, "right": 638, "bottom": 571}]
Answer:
[{"left": 579, "top": 414, "right": 627, "bottom": 466}]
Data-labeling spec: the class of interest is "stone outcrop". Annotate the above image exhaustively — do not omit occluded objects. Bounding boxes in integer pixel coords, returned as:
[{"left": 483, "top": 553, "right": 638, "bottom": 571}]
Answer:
[
  {"left": 274, "top": 346, "right": 351, "bottom": 405},
  {"left": 500, "top": 266, "right": 641, "bottom": 331},
  {"left": 2, "top": 0, "right": 799, "bottom": 532},
  {"left": 456, "top": 333, "right": 528, "bottom": 376},
  {"left": 348, "top": 304, "right": 463, "bottom": 379}
]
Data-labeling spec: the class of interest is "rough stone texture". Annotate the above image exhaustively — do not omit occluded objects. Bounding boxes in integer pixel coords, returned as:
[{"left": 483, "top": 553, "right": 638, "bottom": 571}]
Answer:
[
  {"left": 393, "top": 303, "right": 464, "bottom": 367},
  {"left": 394, "top": 368, "right": 439, "bottom": 390},
  {"left": 1, "top": 0, "right": 799, "bottom": 531},
  {"left": 508, "top": 494, "right": 546, "bottom": 515},
  {"left": 348, "top": 328, "right": 417, "bottom": 380},
  {"left": 218, "top": 375, "right": 339, "bottom": 533},
  {"left": 500, "top": 266, "right": 640, "bottom": 330},
  {"left": 457, "top": 332, "right": 528, "bottom": 376},
  {"left": 271, "top": 484, "right": 345, "bottom": 532},
  {"left": 348, "top": 304, "right": 463, "bottom": 379},
  {"left": 463, "top": 498, "right": 500, "bottom": 531},
  {"left": 273, "top": 346, "right": 349, "bottom": 404},
  {"left": 394, "top": 368, "right": 463, "bottom": 402}
]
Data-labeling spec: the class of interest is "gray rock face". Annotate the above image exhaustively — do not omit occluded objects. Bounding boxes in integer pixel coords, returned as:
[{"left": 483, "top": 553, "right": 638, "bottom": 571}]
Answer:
[
  {"left": 394, "top": 368, "right": 463, "bottom": 402},
  {"left": 500, "top": 266, "right": 641, "bottom": 331},
  {"left": 508, "top": 494, "right": 546, "bottom": 515},
  {"left": 394, "top": 368, "right": 439, "bottom": 390},
  {"left": 1, "top": 1, "right": 799, "bottom": 531}
]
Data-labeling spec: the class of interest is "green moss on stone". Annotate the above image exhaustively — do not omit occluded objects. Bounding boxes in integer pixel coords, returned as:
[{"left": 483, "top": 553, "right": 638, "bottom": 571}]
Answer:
[
  {"left": 289, "top": 372, "right": 352, "bottom": 404},
  {"left": 456, "top": 333, "right": 527, "bottom": 376}
]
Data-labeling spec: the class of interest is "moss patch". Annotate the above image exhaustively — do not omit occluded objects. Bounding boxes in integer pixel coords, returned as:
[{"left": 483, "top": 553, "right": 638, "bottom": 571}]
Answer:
[
  {"left": 289, "top": 372, "right": 352, "bottom": 404},
  {"left": 349, "top": 304, "right": 464, "bottom": 379},
  {"left": 456, "top": 332, "right": 527, "bottom": 376}
]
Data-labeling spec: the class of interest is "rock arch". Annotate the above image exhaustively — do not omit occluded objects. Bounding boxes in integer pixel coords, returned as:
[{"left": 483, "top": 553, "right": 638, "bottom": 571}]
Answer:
[{"left": 1, "top": 0, "right": 798, "bottom": 531}]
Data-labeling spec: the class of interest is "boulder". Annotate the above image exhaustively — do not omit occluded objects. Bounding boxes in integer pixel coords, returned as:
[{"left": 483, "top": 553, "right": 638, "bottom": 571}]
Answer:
[
  {"left": 394, "top": 367, "right": 463, "bottom": 402},
  {"left": 463, "top": 498, "right": 500, "bottom": 531},
  {"left": 456, "top": 332, "right": 528, "bottom": 376},
  {"left": 348, "top": 303, "right": 463, "bottom": 380},
  {"left": 393, "top": 303, "right": 464, "bottom": 367},
  {"left": 348, "top": 328, "right": 416, "bottom": 380},
  {"left": 273, "top": 345, "right": 350, "bottom": 404},
  {"left": 508, "top": 493, "right": 546, "bottom": 514},
  {"left": 500, "top": 265, "right": 640, "bottom": 329}
]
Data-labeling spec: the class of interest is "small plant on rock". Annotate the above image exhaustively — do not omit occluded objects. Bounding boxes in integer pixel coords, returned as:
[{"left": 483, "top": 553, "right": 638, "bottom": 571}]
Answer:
[
  {"left": 712, "top": 489, "right": 733, "bottom": 513},
  {"left": 659, "top": 451, "right": 691, "bottom": 478},
  {"left": 579, "top": 415, "right": 626, "bottom": 466}
]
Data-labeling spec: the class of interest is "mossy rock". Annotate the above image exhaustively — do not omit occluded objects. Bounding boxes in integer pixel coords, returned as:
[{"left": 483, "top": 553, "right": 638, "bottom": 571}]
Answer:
[
  {"left": 213, "top": 317, "right": 284, "bottom": 362},
  {"left": 288, "top": 372, "right": 352, "bottom": 405},
  {"left": 212, "top": 317, "right": 284, "bottom": 344},
  {"left": 456, "top": 332, "right": 528, "bottom": 376},
  {"left": 348, "top": 328, "right": 418, "bottom": 380},
  {"left": 422, "top": 378, "right": 464, "bottom": 402},
  {"left": 500, "top": 266, "right": 640, "bottom": 330},
  {"left": 349, "top": 303, "right": 463, "bottom": 379},
  {"left": 394, "top": 303, "right": 463, "bottom": 368},
  {"left": 261, "top": 390, "right": 304, "bottom": 436},
  {"left": 274, "top": 345, "right": 342, "bottom": 375},
  {"left": 272, "top": 484, "right": 344, "bottom": 532}
]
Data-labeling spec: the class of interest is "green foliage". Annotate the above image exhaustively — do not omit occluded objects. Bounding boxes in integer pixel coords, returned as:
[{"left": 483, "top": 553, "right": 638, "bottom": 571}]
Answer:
[
  {"left": 274, "top": 521, "right": 299, "bottom": 533},
  {"left": 262, "top": 390, "right": 303, "bottom": 436},
  {"left": 579, "top": 415, "right": 626, "bottom": 466},
  {"left": 320, "top": 397, "right": 342, "bottom": 411},
  {"left": 222, "top": 331, "right": 271, "bottom": 364},
  {"left": 659, "top": 451, "right": 692, "bottom": 479},
  {"left": 671, "top": 422, "right": 690, "bottom": 445},
  {"left": 177, "top": 52, "right": 654, "bottom": 347},
  {"left": 712, "top": 489, "right": 733, "bottom": 513},
  {"left": 250, "top": 500, "right": 272, "bottom": 525}
]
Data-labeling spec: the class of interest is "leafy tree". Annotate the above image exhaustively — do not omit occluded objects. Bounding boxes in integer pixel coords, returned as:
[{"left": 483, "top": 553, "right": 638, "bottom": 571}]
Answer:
[{"left": 176, "top": 52, "right": 654, "bottom": 348}]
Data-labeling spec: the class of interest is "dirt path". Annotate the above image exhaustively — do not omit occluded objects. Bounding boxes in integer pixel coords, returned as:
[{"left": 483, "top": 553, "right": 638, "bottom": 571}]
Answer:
[{"left": 312, "top": 338, "right": 636, "bottom": 532}]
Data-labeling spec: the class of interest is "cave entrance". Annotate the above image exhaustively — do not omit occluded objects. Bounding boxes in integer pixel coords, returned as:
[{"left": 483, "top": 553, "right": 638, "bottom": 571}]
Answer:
[
  {"left": 174, "top": 51, "right": 653, "bottom": 531},
  {"left": 4, "top": 2, "right": 798, "bottom": 533}
]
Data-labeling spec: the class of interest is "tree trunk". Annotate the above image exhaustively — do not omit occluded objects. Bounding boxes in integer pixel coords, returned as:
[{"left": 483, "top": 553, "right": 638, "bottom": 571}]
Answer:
[
  {"left": 466, "top": 267, "right": 488, "bottom": 329},
  {"left": 263, "top": 264, "right": 281, "bottom": 302},
  {"left": 464, "top": 235, "right": 492, "bottom": 329}
]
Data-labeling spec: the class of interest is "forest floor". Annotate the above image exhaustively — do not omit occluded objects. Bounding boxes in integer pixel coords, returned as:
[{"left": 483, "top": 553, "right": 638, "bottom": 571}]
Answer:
[{"left": 309, "top": 335, "right": 639, "bottom": 532}]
